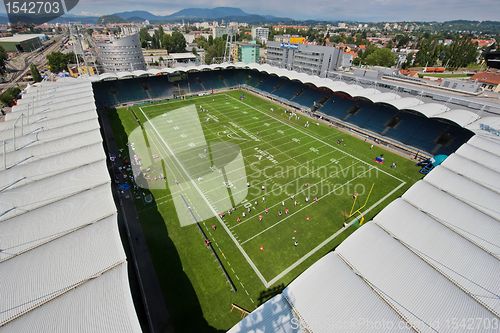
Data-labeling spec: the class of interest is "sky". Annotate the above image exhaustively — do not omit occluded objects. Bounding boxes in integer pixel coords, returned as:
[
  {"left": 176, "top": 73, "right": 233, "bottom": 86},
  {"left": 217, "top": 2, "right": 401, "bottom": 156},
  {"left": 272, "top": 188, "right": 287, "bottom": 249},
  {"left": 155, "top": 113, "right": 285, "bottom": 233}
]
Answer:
[{"left": 3, "top": 0, "right": 500, "bottom": 21}]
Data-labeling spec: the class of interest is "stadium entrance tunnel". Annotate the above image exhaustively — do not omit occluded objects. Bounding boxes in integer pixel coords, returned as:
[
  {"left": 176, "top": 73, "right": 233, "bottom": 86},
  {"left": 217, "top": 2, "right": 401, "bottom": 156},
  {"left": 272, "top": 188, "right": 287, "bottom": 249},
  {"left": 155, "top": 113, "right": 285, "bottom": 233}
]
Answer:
[{"left": 128, "top": 104, "right": 248, "bottom": 227}]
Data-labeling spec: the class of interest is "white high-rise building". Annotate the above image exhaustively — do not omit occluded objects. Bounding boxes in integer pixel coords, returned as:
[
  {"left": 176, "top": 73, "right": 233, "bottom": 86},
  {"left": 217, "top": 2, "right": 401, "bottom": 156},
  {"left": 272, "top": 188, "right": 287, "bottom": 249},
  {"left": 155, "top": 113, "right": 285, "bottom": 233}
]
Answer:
[{"left": 251, "top": 27, "right": 269, "bottom": 43}]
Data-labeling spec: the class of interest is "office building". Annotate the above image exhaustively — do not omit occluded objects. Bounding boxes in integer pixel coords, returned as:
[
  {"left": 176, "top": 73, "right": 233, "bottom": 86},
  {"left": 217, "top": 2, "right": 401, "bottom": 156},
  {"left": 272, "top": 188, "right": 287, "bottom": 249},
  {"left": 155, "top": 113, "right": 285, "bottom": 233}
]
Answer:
[{"left": 266, "top": 41, "right": 352, "bottom": 77}]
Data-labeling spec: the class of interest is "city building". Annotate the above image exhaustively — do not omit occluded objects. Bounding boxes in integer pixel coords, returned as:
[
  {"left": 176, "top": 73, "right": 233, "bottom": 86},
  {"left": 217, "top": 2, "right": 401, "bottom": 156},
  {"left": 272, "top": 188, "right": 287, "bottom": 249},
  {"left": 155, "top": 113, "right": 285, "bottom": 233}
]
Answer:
[
  {"left": 272, "top": 35, "right": 306, "bottom": 44},
  {"left": 251, "top": 27, "right": 269, "bottom": 43},
  {"left": 142, "top": 49, "right": 169, "bottom": 66},
  {"left": 471, "top": 71, "right": 500, "bottom": 92},
  {"left": 272, "top": 25, "right": 308, "bottom": 32},
  {"left": 234, "top": 41, "right": 260, "bottom": 64},
  {"left": 182, "top": 31, "right": 211, "bottom": 44},
  {"left": 166, "top": 52, "right": 198, "bottom": 67},
  {"left": 0, "top": 34, "right": 43, "bottom": 52},
  {"left": 266, "top": 41, "right": 352, "bottom": 77},
  {"left": 212, "top": 26, "right": 237, "bottom": 39},
  {"left": 95, "top": 33, "right": 146, "bottom": 72}
]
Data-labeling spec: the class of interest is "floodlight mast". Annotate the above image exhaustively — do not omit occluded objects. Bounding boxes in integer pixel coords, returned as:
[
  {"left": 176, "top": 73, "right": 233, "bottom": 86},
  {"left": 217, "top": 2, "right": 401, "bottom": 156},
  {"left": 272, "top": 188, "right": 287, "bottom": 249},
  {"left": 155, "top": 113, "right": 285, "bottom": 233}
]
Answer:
[{"left": 223, "top": 32, "right": 235, "bottom": 63}]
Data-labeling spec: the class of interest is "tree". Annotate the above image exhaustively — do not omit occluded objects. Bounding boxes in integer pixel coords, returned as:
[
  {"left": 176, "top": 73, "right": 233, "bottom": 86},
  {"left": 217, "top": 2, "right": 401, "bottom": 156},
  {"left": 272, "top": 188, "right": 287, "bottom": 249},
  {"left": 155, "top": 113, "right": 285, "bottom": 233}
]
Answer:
[
  {"left": 414, "top": 38, "right": 441, "bottom": 67},
  {"left": 30, "top": 64, "right": 42, "bottom": 82},
  {"left": 0, "top": 86, "right": 21, "bottom": 106},
  {"left": 395, "top": 34, "right": 411, "bottom": 48},
  {"left": 0, "top": 46, "right": 7, "bottom": 74},
  {"left": 204, "top": 37, "right": 226, "bottom": 64},
  {"left": 139, "top": 27, "right": 152, "bottom": 48},
  {"left": 163, "top": 31, "right": 186, "bottom": 53},
  {"left": 365, "top": 48, "right": 396, "bottom": 67},
  {"left": 153, "top": 26, "right": 165, "bottom": 49},
  {"left": 46, "top": 51, "right": 77, "bottom": 73},
  {"left": 442, "top": 37, "right": 478, "bottom": 69},
  {"left": 357, "top": 44, "right": 378, "bottom": 64}
]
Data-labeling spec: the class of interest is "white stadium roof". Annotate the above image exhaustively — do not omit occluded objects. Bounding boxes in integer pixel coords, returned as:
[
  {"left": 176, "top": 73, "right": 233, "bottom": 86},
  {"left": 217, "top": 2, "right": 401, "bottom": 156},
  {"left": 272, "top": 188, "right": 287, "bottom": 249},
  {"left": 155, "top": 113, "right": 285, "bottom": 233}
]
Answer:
[
  {"left": 229, "top": 133, "right": 500, "bottom": 333},
  {"left": 90, "top": 64, "right": 499, "bottom": 332},
  {"left": 0, "top": 79, "right": 141, "bottom": 332},
  {"left": 3, "top": 64, "right": 498, "bottom": 332},
  {"left": 90, "top": 63, "right": 500, "bottom": 135}
]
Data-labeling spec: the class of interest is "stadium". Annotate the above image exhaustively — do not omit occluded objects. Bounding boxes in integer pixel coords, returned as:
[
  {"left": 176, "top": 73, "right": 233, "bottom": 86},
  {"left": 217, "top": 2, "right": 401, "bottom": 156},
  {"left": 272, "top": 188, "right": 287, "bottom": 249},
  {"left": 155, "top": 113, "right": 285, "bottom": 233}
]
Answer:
[{"left": 1, "top": 63, "right": 499, "bottom": 332}]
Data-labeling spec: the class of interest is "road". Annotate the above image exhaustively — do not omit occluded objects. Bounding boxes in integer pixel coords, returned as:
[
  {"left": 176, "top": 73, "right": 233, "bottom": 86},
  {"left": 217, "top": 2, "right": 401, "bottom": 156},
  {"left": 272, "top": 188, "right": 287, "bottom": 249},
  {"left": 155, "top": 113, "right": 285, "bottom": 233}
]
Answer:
[{"left": 0, "top": 34, "right": 67, "bottom": 93}]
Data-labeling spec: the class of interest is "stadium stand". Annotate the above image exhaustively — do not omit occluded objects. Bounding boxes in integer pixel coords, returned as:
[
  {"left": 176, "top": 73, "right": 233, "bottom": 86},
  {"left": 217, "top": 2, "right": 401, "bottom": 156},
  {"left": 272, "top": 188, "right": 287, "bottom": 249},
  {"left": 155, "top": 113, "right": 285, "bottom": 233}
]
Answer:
[
  {"left": 4, "top": 63, "right": 498, "bottom": 332},
  {"left": 90, "top": 64, "right": 500, "bottom": 332},
  {"left": 0, "top": 79, "right": 141, "bottom": 332},
  {"left": 92, "top": 64, "right": 478, "bottom": 156},
  {"left": 228, "top": 133, "right": 500, "bottom": 333}
]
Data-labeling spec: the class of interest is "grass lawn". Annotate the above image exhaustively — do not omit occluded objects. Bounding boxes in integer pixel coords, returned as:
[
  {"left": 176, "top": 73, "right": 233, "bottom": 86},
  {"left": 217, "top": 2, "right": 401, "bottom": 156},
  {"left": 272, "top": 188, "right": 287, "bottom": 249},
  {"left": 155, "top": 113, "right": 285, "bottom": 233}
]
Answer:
[
  {"left": 419, "top": 73, "right": 472, "bottom": 78},
  {"left": 107, "top": 89, "right": 423, "bottom": 331}
]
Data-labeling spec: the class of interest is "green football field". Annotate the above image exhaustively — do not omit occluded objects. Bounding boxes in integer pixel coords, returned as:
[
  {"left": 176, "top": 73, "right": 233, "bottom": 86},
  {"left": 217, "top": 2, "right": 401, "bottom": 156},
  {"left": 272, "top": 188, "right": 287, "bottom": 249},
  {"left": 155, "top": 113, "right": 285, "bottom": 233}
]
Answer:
[{"left": 108, "top": 89, "right": 423, "bottom": 331}]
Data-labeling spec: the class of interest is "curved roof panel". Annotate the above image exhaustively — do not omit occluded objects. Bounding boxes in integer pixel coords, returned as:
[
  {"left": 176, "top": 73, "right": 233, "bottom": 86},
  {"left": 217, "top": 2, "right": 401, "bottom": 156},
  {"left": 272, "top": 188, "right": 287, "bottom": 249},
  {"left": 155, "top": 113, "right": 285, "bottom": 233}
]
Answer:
[
  {"left": 357, "top": 92, "right": 401, "bottom": 103},
  {"left": 404, "top": 103, "right": 451, "bottom": 117},
  {"left": 441, "top": 153, "right": 500, "bottom": 193},
  {"left": 424, "top": 166, "right": 500, "bottom": 220},
  {"left": 0, "top": 79, "right": 141, "bottom": 332},
  {"left": 147, "top": 68, "right": 162, "bottom": 76},
  {"left": 284, "top": 253, "right": 412, "bottom": 332},
  {"left": 402, "top": 180, "right": 500, "bottom": 258},
  {"left": 455, "top": 143, "right": 500, "bottom": 173},
  {"left": 432, "top": 109, "right": 480, "bottom": 127},
  {"left": 466, "top": 117, "right": 500, "bottom": 139},
  {"left": 116, "top": 71, "right": 134, "bottom": 79},
  {"left": 375, "top": 199, "right": 500, "bottom": 315},
  {"left": 230, "top": 134, "right": 500, "bottom": 333},
  {"left": 99, "top": 72, "right": 118, "bottom": 80},
  {"left": 90, "top": 63, "right": 500, "bottom": 134},
  {"left": 382, "top": 97, "right": 424, "bottom": 110},
  {"left": 131, "top": 69, "right": 149, "bottom": 77}
]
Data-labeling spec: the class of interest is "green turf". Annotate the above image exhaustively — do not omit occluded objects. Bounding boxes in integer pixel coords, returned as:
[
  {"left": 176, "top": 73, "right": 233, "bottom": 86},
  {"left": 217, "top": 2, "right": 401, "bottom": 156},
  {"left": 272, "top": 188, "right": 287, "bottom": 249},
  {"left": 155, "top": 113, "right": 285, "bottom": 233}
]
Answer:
[
  {"left": 418, "top": 73, "right": 471, "bottom": 78},
  {"left": 108, "top": 89, "right": 423, "bottom": 331}
]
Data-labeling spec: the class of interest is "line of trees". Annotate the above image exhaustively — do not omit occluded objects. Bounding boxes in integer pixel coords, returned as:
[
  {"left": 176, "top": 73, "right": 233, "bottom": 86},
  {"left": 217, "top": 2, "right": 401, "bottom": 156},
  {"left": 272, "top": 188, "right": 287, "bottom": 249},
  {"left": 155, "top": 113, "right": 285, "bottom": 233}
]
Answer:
[
  {"left": 194, "top": 35, "right": 225, "bottom": 64},
  {"left": 139, "top": 27, "right": 187, "bottom": 53},
  {"left": 414, "top": 37, "right": 478, "bottom": 68},
  {"left": 46, "top": 51, "right": 78, "bottom": 73},
  {"left": 354, "top": 45, "right": 397, "bottom": 67},
  {"left": 0, "top": 46, "right": 7, "bottom": 74}
]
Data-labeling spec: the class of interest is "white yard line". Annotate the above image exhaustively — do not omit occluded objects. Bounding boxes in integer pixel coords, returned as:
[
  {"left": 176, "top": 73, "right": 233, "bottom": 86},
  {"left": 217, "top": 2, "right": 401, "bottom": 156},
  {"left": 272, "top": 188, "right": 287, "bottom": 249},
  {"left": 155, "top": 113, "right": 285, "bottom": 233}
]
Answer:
[
  {"left": 231, "top": 158, "right": 355, "bottom": 230},
  {"left": 152, "top": 148, "right": 343, "bottom": 207},
  {"left": 225, "top": 93, "right": 404, "bottom": 183},
  {"left": 138, "top": 106, "right": 270, "bottom": 287},
  {"left": 240, "top": 165, "right": 374, "bottom": 245},
  {"left": 202, "top": 222, "right": 255, "bottom": 304},
  {"left": 136, "top": 94, "right": 408, "bottom": 288},
  {"left": 204, "top": 102, "right": 310, "bottom": 167},
  {"left": 150, "top": 108, "right": 345, "bottom": 204},
  {"left": 266, "top": 180, "right": 407, "bottom": 286}
]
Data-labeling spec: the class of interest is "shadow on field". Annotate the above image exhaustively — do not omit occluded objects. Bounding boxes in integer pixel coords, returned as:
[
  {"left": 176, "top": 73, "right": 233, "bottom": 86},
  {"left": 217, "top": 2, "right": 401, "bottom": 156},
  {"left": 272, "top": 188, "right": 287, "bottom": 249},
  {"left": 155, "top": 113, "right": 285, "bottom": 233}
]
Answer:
[
  {"left": 106, "top": 108, "right": 224, "bottom": 333},
  {"left": 257, "top": 284, "right": 285, "bottom": 306}
]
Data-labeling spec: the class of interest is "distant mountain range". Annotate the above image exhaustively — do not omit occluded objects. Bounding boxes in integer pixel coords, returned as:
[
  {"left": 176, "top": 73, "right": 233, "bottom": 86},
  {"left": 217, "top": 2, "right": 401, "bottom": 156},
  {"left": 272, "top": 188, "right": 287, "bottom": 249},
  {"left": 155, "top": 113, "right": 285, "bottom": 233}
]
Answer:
[
  {"left": 0, "top": 7, "right": 498, "bottom": 33},
  {"left": 102, "top": 7, "right": 293, "bottom": 24}
]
